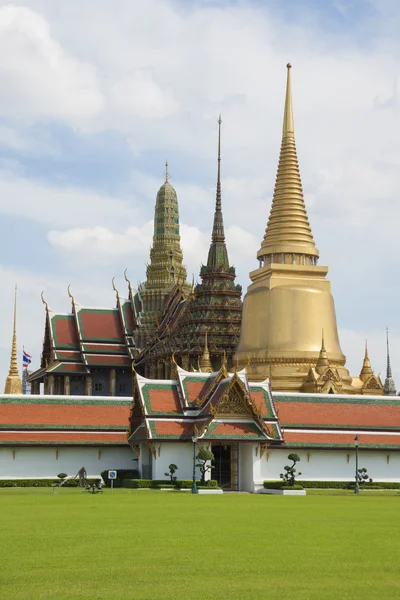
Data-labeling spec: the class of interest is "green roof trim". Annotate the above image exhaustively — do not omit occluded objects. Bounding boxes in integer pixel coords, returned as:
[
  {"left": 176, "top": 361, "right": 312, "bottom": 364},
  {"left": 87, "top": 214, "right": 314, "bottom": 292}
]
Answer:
[
  {"left": 51, "top": 314, "right": 79, "bottom": 350},
  {"left": 0, "top": 440, "right": 128, "bottom": 446},
  {"left": 281, "top": 423, "right": 400, "bottom": 431},
  {"left": 275, "top": 395, "right": 400, "bottom": 407},
  {"left": 248, "top": 385, "right": 274, "bottom": 418},
  {"left": 0, "top": 397, "right": 131, "bottom": 407},
  {"left": 285, "top": 441, "right": 400, "bottom": 450},
  {"left": 0, "top": 424, "right": 127, "bottom": 431}
]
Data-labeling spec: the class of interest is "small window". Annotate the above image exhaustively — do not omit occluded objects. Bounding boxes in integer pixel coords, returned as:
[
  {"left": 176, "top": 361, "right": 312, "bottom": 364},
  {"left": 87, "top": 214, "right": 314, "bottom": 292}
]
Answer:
[{"left": 94, "top": 382, "right": 103, "bottom": 392}]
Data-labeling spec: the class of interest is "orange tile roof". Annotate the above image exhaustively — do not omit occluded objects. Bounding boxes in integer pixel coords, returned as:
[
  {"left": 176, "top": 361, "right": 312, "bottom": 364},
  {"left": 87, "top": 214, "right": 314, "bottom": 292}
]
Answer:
[
  {"left": 54, "top": 317, "right": 79, "bottom": 348},
  {"left": 147, "top": 389, "right": 181, "bottom": 413},
  {"left": 79, "top": 310, "right": 124, "bottom": 341},
  {"left": 0, "top": 431, "right": 127, "bottom": 444},
  {"left": 184, "top": 381, "right": 207, "bottom": 404},
  {"left": 153, "top": 421, "right": 193, "bottom": 437},
  {"left": 211, "top": 422, "right": 260, "bottom": 436},
  {"left": 0, "top": 403, "right": 130, "bottom": 427},
  {"left": 275, "top": 400, "right": 400, "bottom": 429},
  {"left": 284, "top": 431, "right": 400, "bottom": 448}
]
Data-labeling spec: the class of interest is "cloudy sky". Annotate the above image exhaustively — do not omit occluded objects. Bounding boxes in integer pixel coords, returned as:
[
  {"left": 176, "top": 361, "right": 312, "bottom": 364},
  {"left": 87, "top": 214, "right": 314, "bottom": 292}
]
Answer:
[{"left": 0, "top": 0, "right": 399, "bottom": 387}]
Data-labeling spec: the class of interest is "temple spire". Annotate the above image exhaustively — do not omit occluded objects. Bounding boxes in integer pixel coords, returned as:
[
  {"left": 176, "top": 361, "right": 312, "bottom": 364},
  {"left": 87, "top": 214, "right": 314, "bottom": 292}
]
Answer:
[
  {"left": 207, "top": 116, "right": 230, "bottom": 269},
  {"left": 199, "top": 332, "right": 213, "bottom": 373},
  {"left": 258, "top": 63, "right": 319, "bottom": 263},
  {"left": 315, "top": 329, "right": 329, "bottom": 375},
  {"left": 360, "top": 340, "right": 373, "bottom": 382},
  {"left": 384, "top": 328, "right": 397, "bottom": 395},
  {"left": 164, "top": 161, "right": 170, "bottom": 183},
  {"left": 4, "top": 286, "right": 22, "bottom": 394}
]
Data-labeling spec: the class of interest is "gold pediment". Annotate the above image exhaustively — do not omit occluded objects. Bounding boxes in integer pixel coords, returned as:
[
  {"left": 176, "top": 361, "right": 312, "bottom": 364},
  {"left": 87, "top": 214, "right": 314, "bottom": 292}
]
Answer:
[{"left": 213, "top": 381, "right": 253, "bottom": 417}]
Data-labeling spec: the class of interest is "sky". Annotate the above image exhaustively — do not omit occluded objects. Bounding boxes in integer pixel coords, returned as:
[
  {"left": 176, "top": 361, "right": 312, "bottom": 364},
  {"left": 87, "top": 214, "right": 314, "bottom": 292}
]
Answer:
[{"left": 0, "top": 0, "right": 400, "bottom": 388}]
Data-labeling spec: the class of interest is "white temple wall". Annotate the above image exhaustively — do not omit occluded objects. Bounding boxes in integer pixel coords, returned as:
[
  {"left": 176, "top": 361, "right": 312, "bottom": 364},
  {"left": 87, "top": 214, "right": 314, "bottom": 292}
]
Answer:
[
  {"left": 152, "top": 442, "right": 201, "bottom": 481},
  {"left": 0, "top": 446, "right": 137, "bottom": 479},
  {"left": 239, "top": 443, "right": 256, "bottom": 492},
  {"left": 256, "top": 448, "right": 400, "bottom": 487}
]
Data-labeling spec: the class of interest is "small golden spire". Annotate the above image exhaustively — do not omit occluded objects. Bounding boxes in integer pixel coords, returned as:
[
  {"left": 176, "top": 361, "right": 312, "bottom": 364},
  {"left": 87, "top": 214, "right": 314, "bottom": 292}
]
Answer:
[
  {"left": 360, "top": 339, "right": 374, "bottom": 382},
  {"left": 258, "top": 63, "right": 319, "bottom": 261},
  {"left": 4, "top": 286, "right": 22, "bottom": 394},
  {"left": 199, "top": 332, "right": 212, "bottom": 373},
  {"left": 315, "top": 329, "right": 329, "bottom": 375}
]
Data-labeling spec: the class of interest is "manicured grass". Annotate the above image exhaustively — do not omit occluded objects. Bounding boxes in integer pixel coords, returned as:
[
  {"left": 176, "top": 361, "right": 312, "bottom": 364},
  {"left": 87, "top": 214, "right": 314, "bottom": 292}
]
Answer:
[{"left": 1, "top": 488, "right": 399, "bottom": 599}]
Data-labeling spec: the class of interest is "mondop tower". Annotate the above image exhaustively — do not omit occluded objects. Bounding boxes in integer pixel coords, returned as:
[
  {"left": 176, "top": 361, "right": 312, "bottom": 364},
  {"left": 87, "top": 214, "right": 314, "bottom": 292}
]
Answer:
[{"left": 234, "top": 64, "right": 354, "bottom": 393}]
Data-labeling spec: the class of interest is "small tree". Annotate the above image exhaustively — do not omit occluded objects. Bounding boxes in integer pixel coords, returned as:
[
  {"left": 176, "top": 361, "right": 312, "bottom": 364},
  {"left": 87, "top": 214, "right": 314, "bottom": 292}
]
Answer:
[
  {"left": 164, "top": 464, "right": 178, "bottom": 482},
  {"left": 357, "top": 467, "right": 372, "bottom": 487},
  {"left": 280, "top": 453, "right": 302, "bottom": 487},
  {"left": 196, "top": 448, "right": 215, "bottom": 485}
]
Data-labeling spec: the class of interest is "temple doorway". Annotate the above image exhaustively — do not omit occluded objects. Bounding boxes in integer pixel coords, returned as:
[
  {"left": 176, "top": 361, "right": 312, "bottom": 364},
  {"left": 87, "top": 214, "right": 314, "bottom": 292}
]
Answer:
[{"left": 211, "top": 443, "right": 238, "bottom": 490}]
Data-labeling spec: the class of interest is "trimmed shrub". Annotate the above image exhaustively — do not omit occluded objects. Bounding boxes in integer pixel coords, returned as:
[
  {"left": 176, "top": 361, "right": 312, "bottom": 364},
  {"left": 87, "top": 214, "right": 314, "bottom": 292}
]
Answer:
[
  {"left": 206, "top": 480, "right": 218, "bottom": 488},
  {"left": 263, "top": 480, "right": 400, "bottom": 490}
]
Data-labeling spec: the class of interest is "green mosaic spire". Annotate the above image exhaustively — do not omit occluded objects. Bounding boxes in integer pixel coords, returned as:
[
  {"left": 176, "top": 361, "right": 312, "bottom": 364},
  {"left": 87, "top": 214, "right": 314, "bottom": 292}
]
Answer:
[{"left": 146, "top": 163, "right": 187, "bottom": 289}]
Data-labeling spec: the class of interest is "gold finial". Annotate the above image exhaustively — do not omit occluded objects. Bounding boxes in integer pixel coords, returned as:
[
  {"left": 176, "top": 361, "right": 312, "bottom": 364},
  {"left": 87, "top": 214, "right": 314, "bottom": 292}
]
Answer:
[
  {"left": 4, "top": 286, "right": 22, "bottom": 394},
  {"left": 112, "top": 277, "right": 119, "bottom": 300},
  {"left": 41, "top": 291, "right": 49, "bottom": 311},
  {"left": 283, "top": 62, "right": 294, "bottom": 135},
  {"left": 164, "top": 160, "right": 170, "bottom": 183},
  {"left": 131, "top": 362, "right": 136, "bottom": 374}
]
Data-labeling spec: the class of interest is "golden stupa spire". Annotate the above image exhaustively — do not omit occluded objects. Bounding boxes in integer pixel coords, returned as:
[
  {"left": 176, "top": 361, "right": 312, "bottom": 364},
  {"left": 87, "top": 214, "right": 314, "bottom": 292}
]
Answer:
[
  {"left": 199, "top": 332, "right": 212, "bottom": 373},
  {"left": 360, "top": 339, "right": 373, "bottom": 382},
  {"left": 258, "top": 63, "right": 319, "bottom": 262},
  {"left": 315, "top": 329, "right": 329, "bottom": 375},
  {"left": 4, "top": 286, "right": 22, "bottom": 394}
]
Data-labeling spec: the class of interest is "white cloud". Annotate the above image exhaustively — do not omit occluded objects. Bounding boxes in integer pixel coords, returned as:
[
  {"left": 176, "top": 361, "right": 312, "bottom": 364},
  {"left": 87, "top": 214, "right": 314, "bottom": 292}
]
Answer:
[{"left": 0, "top": 5, "right": 103, "bottom": 126}]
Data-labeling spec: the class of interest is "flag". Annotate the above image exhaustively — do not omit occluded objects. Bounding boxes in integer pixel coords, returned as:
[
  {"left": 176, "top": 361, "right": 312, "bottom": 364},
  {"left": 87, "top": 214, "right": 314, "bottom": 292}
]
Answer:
[{"left": 22, "top": 349, "right": 32, "bottom": 369}]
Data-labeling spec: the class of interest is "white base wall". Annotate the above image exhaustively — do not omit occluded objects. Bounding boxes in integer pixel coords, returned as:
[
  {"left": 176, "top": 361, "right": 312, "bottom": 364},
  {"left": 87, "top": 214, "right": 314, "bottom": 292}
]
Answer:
[
  {"left": 151, "top": 442, "right": 202, "bottom": 481},
  {"left": 257, "top": 448, "right": 400, "bottom": 486},
  {"left": 1, "top": 443, "right": 399, "bottom": 488},
  {"left": 0, "top": 446, "right": 138, "bottom": 479}
]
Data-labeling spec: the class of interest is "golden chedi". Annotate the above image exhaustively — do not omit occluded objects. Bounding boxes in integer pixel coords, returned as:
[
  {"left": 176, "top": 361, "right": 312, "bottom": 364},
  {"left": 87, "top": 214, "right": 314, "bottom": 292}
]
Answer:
[
  {"left": 4, "top": 287, "right": 22, "bottom": 395},
  {"left": 234, "top": 64, "right": 355, "bottom": 392}
]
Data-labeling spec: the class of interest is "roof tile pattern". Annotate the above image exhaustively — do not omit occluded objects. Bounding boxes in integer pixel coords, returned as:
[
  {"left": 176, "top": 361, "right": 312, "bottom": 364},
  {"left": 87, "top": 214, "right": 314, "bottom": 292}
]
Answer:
[{"left": 275, "top": 396, "right": 400, "bottom": 429}]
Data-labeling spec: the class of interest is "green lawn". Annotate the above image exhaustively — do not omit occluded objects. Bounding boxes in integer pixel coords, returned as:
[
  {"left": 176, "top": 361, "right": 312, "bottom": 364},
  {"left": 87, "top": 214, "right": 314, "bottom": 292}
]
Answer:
[{"left": 1, "top": 488, "right": 399, "bottom": 600}]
